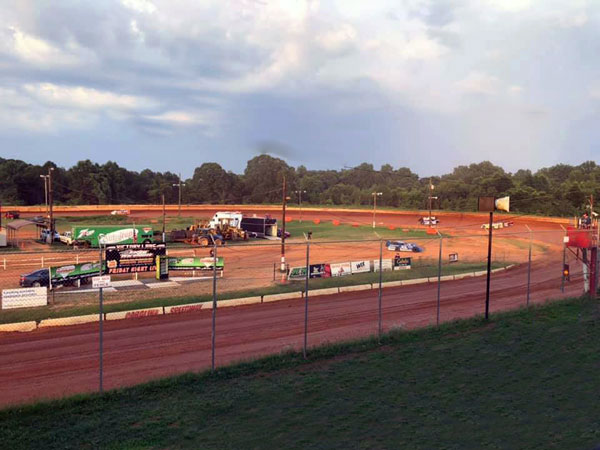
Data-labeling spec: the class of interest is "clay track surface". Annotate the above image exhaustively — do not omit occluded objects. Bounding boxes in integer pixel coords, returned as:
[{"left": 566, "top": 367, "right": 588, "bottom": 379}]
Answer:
[
  {"left": 0, "top": 257, "right": 582, "bottom": 408},
  {"left": 0, "top": 207, "right": 579, "bottom": 407}
]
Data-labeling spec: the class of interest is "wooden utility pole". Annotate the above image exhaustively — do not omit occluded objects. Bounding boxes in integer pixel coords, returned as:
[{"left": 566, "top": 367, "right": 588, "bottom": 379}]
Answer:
[
  {"left": 162, "top": 194, "right": 166, "bottom": 242},
  {"left": 40, "top": 174, "right": 49, "bottom": 217},
  {"left": 173, "top": 174, "right": 185, "bottom": 217},
  {"left": 281, "top": 175, "right": 287, "bottom": 272}
]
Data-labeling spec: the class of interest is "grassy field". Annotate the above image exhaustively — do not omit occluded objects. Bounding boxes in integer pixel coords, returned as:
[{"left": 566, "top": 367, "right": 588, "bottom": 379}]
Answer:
[
  {"left": 52, "top": 215, "right": 432, "bottom": 240},
  {"left": 1, "top": 296, "right": 598, "bottom": 449},
  {"left": 54, "top": 215, "right": 204, "bottom": 232},
  {"left": 284, "top": 221, "right": 436, "bottom": 240},
  {"left": 0, "top": 260, "right": 507, "bottom": 324}
]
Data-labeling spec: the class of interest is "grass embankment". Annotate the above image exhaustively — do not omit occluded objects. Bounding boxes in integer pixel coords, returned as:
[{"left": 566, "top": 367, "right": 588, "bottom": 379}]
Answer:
[
  {"left": 0, "top": 261, "right": 508, "bottom": 324},
  {"left": 1, "top": 296, "right": 599, "bottom": 449}
]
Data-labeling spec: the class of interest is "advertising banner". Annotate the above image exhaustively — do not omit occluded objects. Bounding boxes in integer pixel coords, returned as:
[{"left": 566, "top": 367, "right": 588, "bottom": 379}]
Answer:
[
  {"left": 288, "top": 266, "right": 307, "bottom": 280},
  {"left": 373, "top": 259, "right": 393, "bottom": 272},
  {"left": 330, "top": 262, "right": 352, "bottom": 277},
  {"left": 393, "top": 256, "right": 412, "bottom": 270},
  {"left": 351, "top": 260, "right": 371, "bottom": 274},
  {"left": 288, "top": 263, "right": 330, "bottom": 280},
  {"left": 50, "top": 262, "right": 103, "bottom": 283},
  {"left": 309, "top": 263, "right": 331, "bottom": 278},
  {"left": 2, "top": 287, "right": 47, "bottom": 309},
  {"left": 105, "top": 243, "right": 166, "bottom": 275},
  {"left": 168, "top": 257, "right": 224, "bottom": 271}
]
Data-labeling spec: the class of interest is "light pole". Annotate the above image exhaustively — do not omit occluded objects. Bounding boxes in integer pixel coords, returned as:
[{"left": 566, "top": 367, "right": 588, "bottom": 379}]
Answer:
[
  {"left": 48, "top": 168, "right": 54, "bottom": 243},
  {"left": 40, "top": 174, "right": 49, "bottom": 217},
  {"left": 428, "top": 178, "right": 437, "bottom": 227},
  {"left": 173, "top": 173, "right": 186, "bottom": 217},
  {"left": 281, "top": 175, "right": 291, "bottom": 273},
  {"left": 372, "top": 192, "right": 382, "bottom": 228},
  {"left": 294, "top": 190, "right": 307, "bottom": 222}
]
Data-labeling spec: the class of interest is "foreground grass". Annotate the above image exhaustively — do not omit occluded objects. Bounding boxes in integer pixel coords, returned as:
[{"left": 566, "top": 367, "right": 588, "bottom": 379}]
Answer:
[
  {"left": 1, "top": 296, "right": 599, "bottom": 449},
  {"left": 0, "top": 261, "right": 507, "bottom": 324}
]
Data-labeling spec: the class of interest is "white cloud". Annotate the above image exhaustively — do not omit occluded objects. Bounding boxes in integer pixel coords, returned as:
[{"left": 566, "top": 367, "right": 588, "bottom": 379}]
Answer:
[
  {"left": 590, "top": 83, "right": 600, "bottom": 100},
  {"left": 23, "top": 83, "right": 155, "bottom": 111},
  {"left": 0, "top": 87, "right": 94, "bottom": 132},
  {"left": 145, "top": 110, "right": 210, "bottom": 125},
  {"left": 315, "top": 24, "right": 357, "bottom": 53},
  {"left": 121, "top": 0, "right": 156, "bottom": 14},
  {"left": 457, "top": 72, "right": 501, "bottom": 95},
  {"left": 3, "top": 27, "right": 80, "bottom": 66},
  {"left": 142, "top": 108, "right": 221, "bottom": 136},
  {"left": 485, "top": 0, "right": 533, "bottom": 12},
  {"left": 508, "top": 85, "right": 523, "bottom": 95}
]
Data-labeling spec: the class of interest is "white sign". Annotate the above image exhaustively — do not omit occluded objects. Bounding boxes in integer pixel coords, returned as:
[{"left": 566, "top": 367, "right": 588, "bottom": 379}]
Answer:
[
  {"left": 563, "top": 236, "right": 570, "bottom": 243},
  {"left": 351, "top": 260, "right": 371, "bottom": 274},
  {"left": 373, "top": 259, "right": 393, "bottom": 272},
  {"left": 92, "top": 275, "right": 112, "bottom": 288},
  {"left": 330, "top": 262, "right": 352, "bottom": 277},
  {"left": 2, "top": 287, "right": 47, "bottom": 309}
]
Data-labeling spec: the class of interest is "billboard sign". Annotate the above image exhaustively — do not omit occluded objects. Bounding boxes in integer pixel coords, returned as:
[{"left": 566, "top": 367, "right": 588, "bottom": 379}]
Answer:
[
  {"left": 50, "top": 262, "right": 103, "bottom": 284},
  {"left": 288, "top": 266, "right": 307, "bottom": 281},
  {"left": 373, "top": 259, "right": 393, "bottom": 272},
  {"left": 330, "top": 262, "right": 351, "bottom": 277},
  {"left": 2, "top": 287, "right": 47, "bottom": 309},
  {"left": 168, "top": 257, "right": 224, "bottom": 271},
  {"left": 393, "top": 256, "right": 411, "bottom": 269},
  {"left": 351, "top": 260, "right": 371, "bottom": 274},
  {"left": 105, "top": 243, "right": 166, "bottom": 275},
  {"left": 309, "top": 264, "right": 331, "bottom": 278}
]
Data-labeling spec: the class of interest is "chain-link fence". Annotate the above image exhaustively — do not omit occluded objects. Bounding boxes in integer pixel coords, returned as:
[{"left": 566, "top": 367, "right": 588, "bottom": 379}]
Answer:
[{"left": 0, "top": 228, "right": 593, "bottom": 407}]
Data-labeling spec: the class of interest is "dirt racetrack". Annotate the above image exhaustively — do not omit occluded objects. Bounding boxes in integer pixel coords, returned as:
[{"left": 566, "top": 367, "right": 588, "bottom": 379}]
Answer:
[
  {"left": 0, "top": 259, "right": 582, "bottom": 407},
  {"left": 0, "top": 206, "right": 585, "bottom": 407}
]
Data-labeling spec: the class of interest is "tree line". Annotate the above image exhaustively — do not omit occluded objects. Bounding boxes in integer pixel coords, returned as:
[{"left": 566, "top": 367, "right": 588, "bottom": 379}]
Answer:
[{"left": 1, "top": 155, "right": 598, "bottom": 217}]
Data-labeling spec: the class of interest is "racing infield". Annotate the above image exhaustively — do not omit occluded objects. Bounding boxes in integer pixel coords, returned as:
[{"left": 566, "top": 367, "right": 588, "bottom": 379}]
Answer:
[{"left": 0, "top": 207, "right": 583, "bottom": 406}]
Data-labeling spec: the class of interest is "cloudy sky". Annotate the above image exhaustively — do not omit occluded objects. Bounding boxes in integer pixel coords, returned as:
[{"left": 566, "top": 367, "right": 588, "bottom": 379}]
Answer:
[{"left": 0, "top": 0, "right": 598, "bottom": 177}]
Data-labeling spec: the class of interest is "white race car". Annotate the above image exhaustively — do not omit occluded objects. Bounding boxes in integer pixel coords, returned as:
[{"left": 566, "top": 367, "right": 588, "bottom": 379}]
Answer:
[
  {"left": 481, "top": 221, "right": 514, "bottom": 230},
  {"left": 110, "top": 209, "right": 130, "bottom": 216},
  {"left": 418, "top": 216, "right": 439, "bottom": 225}
]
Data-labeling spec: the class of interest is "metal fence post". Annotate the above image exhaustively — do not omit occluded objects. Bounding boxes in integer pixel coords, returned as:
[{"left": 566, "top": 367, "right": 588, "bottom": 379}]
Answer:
[
  {"left": 211, "top": 243, "right": 217, "bottom": 371},
  {"left": 303, "top": 241, "right": 310, "bottom": 359},
  {"left": 525, "top": 225, "right": 532, "bottom": 306},
  {"left": 98, "top": 244, "right": 104, "bottom": 394},
  {"left": 436, "top": 232, "right": 443, "bottom": 326},
  {"left": 378, "top": 239, "right": 383, "bottom": 340}
]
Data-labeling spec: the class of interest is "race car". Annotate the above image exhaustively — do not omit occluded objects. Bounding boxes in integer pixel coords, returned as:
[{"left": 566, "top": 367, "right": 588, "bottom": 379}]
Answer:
[
  {"left": 386, "top": 240, "right": 424, "bottom": 252},
  {"left": 110, "top": 209, "right": 130, "bottom": 216},
  {"left": 481, "top": 221, "right": 514, "bottom": 230},
  {"left": 418, "top": 216, "right": 439, "bottom": 225}
]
